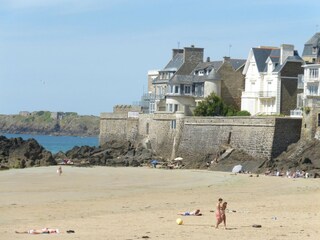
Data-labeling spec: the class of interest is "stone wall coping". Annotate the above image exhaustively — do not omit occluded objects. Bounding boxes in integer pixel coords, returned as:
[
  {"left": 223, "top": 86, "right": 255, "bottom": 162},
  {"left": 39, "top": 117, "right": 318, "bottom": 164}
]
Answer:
[
  {"left": 100, "top": 113, "right": 127, "bottom": 119},
  {"left": 184, "top": 122, "right": 275, "bottom": 127}
]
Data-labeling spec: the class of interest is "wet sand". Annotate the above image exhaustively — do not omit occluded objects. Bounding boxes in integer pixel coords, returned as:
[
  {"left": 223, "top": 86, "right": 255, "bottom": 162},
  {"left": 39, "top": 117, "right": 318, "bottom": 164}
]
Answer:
[{"left": 0, "top": 166, "right": 319, "bottom": 240}]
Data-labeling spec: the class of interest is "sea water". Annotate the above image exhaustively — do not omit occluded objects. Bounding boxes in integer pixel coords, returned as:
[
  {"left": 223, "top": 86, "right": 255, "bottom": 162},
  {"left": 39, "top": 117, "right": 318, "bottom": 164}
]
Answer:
[{"left": 2, "top": 133, "right": 99, "bottom": 154}]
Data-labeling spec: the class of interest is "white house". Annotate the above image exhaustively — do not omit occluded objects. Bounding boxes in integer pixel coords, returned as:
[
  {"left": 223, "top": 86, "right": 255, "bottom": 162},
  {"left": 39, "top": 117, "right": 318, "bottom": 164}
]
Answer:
[{"left": 241, "top": 44, "right": 304, "bottom": 116}]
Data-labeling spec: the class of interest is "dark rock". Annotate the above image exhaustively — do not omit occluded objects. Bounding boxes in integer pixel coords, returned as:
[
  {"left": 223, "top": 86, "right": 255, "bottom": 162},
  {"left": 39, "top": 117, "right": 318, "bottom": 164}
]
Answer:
[{"left": 0, "top": 135, "right": 55, "bottom": 168}]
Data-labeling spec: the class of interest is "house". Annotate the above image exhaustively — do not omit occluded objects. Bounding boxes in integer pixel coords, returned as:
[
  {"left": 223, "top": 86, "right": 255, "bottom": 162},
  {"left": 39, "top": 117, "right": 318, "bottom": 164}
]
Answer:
[
  {"left": 300, "top": 32, "right": 320, "bottom": 139},
  {"left": 302, "top": 32, "right": 320, "bottom": 64},
  {"left": 241, "top": 44, "right": 304, "bottom": 116},
  {"left": 146, "top": 46, "right": 246, "bottom": 115}
]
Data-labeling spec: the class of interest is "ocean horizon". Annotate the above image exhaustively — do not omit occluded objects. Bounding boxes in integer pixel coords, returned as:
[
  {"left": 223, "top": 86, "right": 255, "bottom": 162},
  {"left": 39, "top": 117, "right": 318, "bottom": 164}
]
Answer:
[{"left": 1, "top": 133, "right": 99, "bottom": 154}]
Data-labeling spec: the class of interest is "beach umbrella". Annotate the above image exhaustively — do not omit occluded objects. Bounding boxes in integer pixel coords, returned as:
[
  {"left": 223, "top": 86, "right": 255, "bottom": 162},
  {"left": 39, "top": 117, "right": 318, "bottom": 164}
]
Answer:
[
  {"left": 174, "top": 157, "right": 183, "bottom": 161},
  {"left": 232, "top": 164, "right": 243, "bottom": 173}
]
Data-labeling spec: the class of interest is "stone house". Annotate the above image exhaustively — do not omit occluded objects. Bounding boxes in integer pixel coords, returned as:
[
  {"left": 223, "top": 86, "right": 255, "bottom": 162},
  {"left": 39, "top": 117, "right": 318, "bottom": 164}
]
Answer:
[
  {"left": 241, "top": 44, "right": 304, "bottom": 116},
  {"left": 300, "top": 32, "right": 320, "bottom": 140},
  {"left": 145, "top": 46, "right": 246, "bottom": 115}
]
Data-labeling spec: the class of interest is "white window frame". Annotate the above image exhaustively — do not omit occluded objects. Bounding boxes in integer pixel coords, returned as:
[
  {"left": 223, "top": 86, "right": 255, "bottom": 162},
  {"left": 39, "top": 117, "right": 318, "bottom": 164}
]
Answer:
[
  {"left": 184, "top": 85, "right": 191, "bottom": 94},
  {"left": 170, "top": 120, "right": 176, "bottom": 129}
]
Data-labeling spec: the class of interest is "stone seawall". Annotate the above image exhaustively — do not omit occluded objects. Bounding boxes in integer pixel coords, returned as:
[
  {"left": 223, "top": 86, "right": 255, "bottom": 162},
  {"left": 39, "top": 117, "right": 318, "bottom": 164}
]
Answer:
[{"left": 100, "top": 112, "right": 302, "bottom": 162}]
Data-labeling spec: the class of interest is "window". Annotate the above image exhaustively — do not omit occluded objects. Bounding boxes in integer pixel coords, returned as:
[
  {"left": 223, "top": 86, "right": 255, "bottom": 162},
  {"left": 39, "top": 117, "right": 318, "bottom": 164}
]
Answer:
[
  {"left": 199, "top": 70, "right": 204, "bottom": 76},
  {"left": 174, "top": 86, "right": 179, "bottom": 93},
  {"left": 174, "top": 104, "right": 178, "bottom": 112},
  {"left": 318, "top": 114, "right": 320, "bottom": 127},
  {"left": 309, "top": 68, "right": 319, "bottom": 79},
  {"left": 297, "top": 94, "right": 303, "bottom": 108},
  {"left": 185, "top": 86, "right": 191, "bottom": 94},
  {"left": 150, "top": 103, "right": 155, "bottom": 113},
  {"left": 170, "top": 120, "right": 176, "bottom": 129},
  {"left": 307, "top": 84, "right": 318, "bottom": 95}
]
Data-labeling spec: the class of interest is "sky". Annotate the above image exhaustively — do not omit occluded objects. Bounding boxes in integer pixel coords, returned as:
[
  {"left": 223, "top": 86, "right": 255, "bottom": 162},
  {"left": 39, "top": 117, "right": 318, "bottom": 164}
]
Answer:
[{"left": 0, "top": 0, "right": 319, "bottom": 116}]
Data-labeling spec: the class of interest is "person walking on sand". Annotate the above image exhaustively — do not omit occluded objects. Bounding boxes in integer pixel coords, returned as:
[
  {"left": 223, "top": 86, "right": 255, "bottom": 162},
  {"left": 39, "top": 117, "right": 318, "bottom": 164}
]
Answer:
[
  {"left": 215, "top": 198, "right": 223, "bottom": 228},
  {"left": 57, "top": 166, "right": 62, "bottom": 176}
]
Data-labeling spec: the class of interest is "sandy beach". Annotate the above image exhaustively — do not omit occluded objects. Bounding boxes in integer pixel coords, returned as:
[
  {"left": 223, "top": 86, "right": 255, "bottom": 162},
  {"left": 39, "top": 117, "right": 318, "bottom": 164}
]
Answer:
[{"left": 0, "top": 166, "right": 319, "bottom": 240}]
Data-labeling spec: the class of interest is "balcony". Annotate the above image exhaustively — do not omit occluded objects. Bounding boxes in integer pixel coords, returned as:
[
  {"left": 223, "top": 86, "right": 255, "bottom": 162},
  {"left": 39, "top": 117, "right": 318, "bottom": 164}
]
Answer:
[
  {"left": 242, "top": 91, "right": 276, "bottom": 98},
  {"left": 259, "top": 91, "right": 276, "bottom": 98},
  {"left": 142, "top": 93, "right": 165, "bottom": 101},
  {"left": 304, "top": 76, "right": 320, "bottom": 83}
]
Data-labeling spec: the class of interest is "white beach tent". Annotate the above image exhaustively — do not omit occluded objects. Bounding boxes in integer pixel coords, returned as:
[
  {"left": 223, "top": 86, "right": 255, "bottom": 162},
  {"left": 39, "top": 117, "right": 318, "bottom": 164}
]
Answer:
[{"left": 232, "top": 164, "right": 243, "bottom": 173}]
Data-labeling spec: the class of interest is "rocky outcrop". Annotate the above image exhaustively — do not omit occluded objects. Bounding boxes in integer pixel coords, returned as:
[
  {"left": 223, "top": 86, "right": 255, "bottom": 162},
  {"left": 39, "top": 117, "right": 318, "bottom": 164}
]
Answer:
[
  {"left": 0, "top": 136, "right": 56, "bottom": 168},
  {"left": 54, "top": 140, "right": 162, "bottom": 167},
  {"left": 261, "top": 138, "right": 320, "bottom": 175},
  {"left": 2, "top": 134, "right": 320, "bottom": 176}
]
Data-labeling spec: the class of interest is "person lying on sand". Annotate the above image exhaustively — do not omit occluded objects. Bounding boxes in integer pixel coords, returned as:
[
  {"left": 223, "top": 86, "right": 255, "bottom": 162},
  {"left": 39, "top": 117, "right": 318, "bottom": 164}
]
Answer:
[
  {"left": 15, "top": 228, "right": 75, "bottom": 234},
  {"left": 15, "top": 228, "right": 59, "bottom": 234},
  {"left": 178, "top": 209, "right": 202, "bottom": 216}
]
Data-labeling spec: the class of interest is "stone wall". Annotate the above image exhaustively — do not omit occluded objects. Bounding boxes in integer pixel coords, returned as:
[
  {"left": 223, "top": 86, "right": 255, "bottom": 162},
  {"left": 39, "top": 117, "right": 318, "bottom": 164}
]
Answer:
[
  {"left": 100, "top": 112, "right": 302, "bottom": 161},
  {"left": 301, "top": 96, "right": 320, "bottom": 140},
  {"left": 280, "top": 61, "right": 304, "bottom": 115},
  {"left": 177, "top": 117, "right": 276, "bottom": 161},
  {"left": 99, "top": 113, "right": 139, "bottom": 144},
  {"left": 272, "top": 117, "right": 302, "bottom": 158},
  {"left": 219, "top": 61, "right": 245, "bottom": 110}
]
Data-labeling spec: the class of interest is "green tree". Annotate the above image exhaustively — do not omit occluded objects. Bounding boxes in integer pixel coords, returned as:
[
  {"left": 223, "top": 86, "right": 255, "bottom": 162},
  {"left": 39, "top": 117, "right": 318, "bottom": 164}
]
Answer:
[
  {"left": 193, "top": 92, "right": 251, "bottom": 117},
  {"left": 236, "top": 110, "right": 251, "bottom": 116},
  {"left": 194, "top": 93, "right": 227, "bottom": 116}
]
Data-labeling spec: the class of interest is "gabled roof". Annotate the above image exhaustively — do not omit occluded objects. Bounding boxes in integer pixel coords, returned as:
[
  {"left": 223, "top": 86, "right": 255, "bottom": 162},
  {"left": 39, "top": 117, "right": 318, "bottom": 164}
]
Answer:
[{"left": 252, "top": 47, "right": 276, "bottom": 72}]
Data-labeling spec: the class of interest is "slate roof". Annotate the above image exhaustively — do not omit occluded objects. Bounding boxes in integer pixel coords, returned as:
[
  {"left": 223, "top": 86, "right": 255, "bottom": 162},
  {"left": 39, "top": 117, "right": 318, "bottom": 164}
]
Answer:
[
  {"left": 170, "top": 69, "right": 221, "bottom": 85},
  {"left": 192, "top": 59, "right": 245, "bottom": 73},
  {"left": 302, "top": 32, "right": 320, "bottom": 57},
  {"left": 229, "top": 59, "right": 246, "bottom": 70},
  {"left": 162, "top": 53, "right": 184, "bottom": 72},
  {"left": 252, "top": 48, "right": 276, "bottom": 72}
]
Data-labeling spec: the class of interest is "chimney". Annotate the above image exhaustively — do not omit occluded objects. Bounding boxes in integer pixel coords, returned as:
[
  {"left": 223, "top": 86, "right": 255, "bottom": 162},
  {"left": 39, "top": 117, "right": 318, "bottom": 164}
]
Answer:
[
  {"left": 172, "top": 49, "right": 184, "bottom": 58},
  {"left": 223, "top": 56, "right": 230, "bottom": 62},
  {"left": 280, "top": 44, "right": 294, "bottom": 64},
  {"left": 183, "top": 46, "right": 204, "bottom": 65}
]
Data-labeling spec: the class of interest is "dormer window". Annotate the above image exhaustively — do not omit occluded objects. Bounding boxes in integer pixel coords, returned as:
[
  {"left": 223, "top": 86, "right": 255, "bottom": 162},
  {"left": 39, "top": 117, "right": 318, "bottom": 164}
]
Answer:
[
  {"left": 312, "top": 47, "right": 318, "bottom": 54},
  {"left": 199, "top": 70, "right": 204, "bottom": 76}
]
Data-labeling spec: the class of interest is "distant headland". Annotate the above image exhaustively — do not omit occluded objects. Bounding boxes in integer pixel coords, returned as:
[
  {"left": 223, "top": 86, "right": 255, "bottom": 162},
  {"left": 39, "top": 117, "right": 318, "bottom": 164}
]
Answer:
[{"left": 0, "top": 111, "right": 99, "bottom": 137}]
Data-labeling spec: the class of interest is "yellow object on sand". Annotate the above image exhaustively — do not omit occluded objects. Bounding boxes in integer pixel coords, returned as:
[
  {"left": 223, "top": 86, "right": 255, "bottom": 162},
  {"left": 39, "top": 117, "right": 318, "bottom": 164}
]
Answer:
[{"left": 176, "top": 218, "right": 183, "bottom": 225}]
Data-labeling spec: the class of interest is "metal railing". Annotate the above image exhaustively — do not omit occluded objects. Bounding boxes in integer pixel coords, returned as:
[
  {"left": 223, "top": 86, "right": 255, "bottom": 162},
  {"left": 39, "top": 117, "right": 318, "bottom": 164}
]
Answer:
[{"left": 242, "top": 91, "right": 276, "bottom": 98}]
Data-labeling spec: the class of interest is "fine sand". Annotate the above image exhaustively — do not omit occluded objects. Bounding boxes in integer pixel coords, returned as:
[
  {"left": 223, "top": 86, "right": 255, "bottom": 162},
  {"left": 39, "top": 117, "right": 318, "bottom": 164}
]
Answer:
[{"left": 0, "top": 166, "right": 319, "bottom": 240}]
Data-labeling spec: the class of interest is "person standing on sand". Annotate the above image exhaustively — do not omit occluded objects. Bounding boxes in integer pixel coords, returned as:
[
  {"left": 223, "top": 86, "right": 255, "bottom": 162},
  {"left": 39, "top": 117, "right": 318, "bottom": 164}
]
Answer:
[
  {"left": 57, "top": 166, "right": 62, "bottom": 176},
  {"left": 215, "top": 198, "right": 223, "bottom": 228},
  {"left": 220, "top": 202, "right": 227, "bottom": 229}
]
